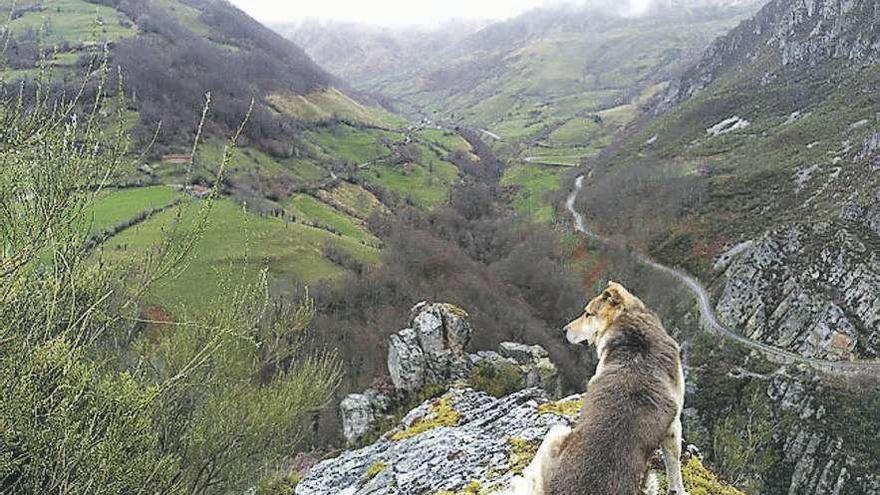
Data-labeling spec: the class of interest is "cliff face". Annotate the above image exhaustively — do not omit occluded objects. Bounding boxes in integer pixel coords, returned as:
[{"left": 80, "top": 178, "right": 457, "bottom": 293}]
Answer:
[
  {"left": 714, "top": 212, "right": 880, "bottom": 361},
  {"left": 671, "top": 0, "right": 880, "bottom": 101}
]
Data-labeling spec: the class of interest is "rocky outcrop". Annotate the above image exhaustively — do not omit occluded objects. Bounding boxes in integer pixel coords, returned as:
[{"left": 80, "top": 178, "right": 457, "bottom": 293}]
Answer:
[
  {"left": 471, "top": 343, "right": 563, "bottom": 399},
  {"left": 341, "top": 303, "right": 561, "bottom": 445},
  {"left": 387, "top": 303, "right": 473, "bottom": 394},
  {"left": 299, "top": 387, "right": 744, "bottom": 495},
  {"left": 714, "top": 218, "right": 880, "bottom": 361},
  {"left": 300, "top": 388, "right": 568, "bottom": 495}
]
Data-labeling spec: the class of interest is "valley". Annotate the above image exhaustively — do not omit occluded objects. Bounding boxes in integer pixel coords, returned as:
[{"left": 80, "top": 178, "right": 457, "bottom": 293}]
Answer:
[{"left": 2, "top": 0, "right": 879, "bottom": 494}]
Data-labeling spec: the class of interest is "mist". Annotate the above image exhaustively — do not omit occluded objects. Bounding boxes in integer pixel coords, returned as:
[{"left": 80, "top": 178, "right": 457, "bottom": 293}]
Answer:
[{"left": 231, "top": 0, "right": 739, "bottom": 27}]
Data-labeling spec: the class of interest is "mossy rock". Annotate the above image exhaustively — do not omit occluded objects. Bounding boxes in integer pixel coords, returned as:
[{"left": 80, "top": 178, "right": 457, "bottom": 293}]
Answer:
[
  {"left": 391, "top": 397, "right": 461, "bottom": 441},
  {"left": 508, "top": 437, "right": 541, "bottom": 475},
  {"left": 255, "top": 472, "right": 302, "bottom": 495},
  {"left": 537, "top": 398, "right": 584, "bottom": 418},
  {"left": 469, "top": 359, "right": 525, "bottom": 398},
  {"left": 658, "top": 458, "right": 746, "bottom": 495},
  {"left": 434, "top": 480, "right": 484, "bottom": 495},
  {"left": 365, "top": 460, "right": 388, "bottom": 480}
]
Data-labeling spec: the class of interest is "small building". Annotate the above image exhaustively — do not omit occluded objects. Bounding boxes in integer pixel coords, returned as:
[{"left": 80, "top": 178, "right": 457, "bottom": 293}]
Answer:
[{"left": 187, "top": 185, "right": 212, "bottom": 199}]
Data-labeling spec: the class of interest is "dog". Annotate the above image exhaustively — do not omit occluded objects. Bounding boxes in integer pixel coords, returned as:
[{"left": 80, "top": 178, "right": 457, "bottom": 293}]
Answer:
[{"left": 513, "top": 282, "right": 688, "bottom": 495}]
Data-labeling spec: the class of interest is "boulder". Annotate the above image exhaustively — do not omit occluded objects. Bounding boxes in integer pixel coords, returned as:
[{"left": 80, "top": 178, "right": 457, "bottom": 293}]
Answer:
[
  {"left": 341, "top": 390, "right": 394, "bottom": 445},
  {"left": 388, "top": 303, "right": 473, "bottom": 393}
]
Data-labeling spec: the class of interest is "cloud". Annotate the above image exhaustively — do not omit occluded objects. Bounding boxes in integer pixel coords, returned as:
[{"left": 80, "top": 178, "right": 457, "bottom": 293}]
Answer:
[{"left": 229, "top": 0, "right": 675, "bottom": 26}]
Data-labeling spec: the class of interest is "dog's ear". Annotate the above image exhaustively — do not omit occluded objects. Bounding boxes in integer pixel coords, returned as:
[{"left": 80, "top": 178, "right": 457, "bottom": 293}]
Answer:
[{"left": 604, "top": 281, "right": 627, "bottom": 307}]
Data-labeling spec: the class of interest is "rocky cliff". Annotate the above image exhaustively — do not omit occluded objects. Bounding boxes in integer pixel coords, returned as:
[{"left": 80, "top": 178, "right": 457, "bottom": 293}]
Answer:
[
  {"left": 298, "top": 387, "right": 745, "bottom": 495},
  {"left": 340, "top": 303, "right": 562, "bottom": 446},
  {"left": 670, "top": 0, "right": 880, "bottom": 102},
  {"left": 714, "top": 209, "right": 880, "bottom": 361},
  {"left": 299, "top": 302, "right": 747, "bottom": 495}
]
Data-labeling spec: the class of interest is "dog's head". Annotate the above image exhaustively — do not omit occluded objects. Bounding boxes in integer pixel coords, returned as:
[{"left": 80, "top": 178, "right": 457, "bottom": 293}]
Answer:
[{"left": 564, "top": 281, "right": 646, "bottom": 345}]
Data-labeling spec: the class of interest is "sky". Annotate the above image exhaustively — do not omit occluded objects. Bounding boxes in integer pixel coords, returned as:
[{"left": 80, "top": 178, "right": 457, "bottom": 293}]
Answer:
[{"left": 229, "top": 0, "right": 656, "bottom": 27}]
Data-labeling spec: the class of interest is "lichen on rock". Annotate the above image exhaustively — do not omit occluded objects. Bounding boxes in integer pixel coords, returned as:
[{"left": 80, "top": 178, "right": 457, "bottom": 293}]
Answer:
[{"left": 391, "top": 396, "right": 461, "bottom": 441}]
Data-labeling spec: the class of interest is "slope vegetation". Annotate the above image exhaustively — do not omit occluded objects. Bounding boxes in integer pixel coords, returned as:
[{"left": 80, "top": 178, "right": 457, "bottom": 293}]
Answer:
[{"left": 0, "top": 0, "right": 463, "bottom": 315}]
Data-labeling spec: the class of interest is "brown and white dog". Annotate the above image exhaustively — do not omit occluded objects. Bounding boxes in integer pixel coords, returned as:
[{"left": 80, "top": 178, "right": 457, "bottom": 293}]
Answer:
[{"left": 511, "top": 282, "right": 688, "bottom": 495}]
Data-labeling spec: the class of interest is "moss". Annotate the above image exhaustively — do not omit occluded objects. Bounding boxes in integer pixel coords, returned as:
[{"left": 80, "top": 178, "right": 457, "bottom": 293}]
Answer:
[
  {"left": 391, "top": 397, "right": 461, "bottom": 441},
  {"left": 255, "top": 472, "right": 301, "bottom": 495},
  {"left": 434, "top": 480, "right": 484, "bottom": 495},
  {"left": 508, "top": 437, "right": 540, "bottom": 475},
  {"left": 469, "top": 360, "right": 524, "bottom": 398},
  {"left": 443, "top": 303, "right": 470, "bottom": 319},
  {"left": 659, "top": 458, "right": 746, "bottom": 495},
  {"left": 365, "top": 461, "right": 388, "bottom": 480},
  {"left": 537, "top": 398, "right": 584, "bottom": 418}
]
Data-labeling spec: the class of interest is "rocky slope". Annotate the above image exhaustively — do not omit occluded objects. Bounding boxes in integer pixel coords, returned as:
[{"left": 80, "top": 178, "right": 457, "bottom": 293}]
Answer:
[
  {"left": 715, "top": 212, "right": 880, "bottom": 361},
  {"left": 338, "top": 303, "right": 562, "bottom": 446},
  {"left": 297, "top": 303, "right": 745, "bottom": 495},
  {"left": 570, "top": 0, "right": 880, "bottom": 492}
]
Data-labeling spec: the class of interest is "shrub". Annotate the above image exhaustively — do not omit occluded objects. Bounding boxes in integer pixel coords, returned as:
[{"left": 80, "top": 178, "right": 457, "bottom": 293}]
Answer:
[
  {"left": 0, "top": 51, "right": 340, "bottom": 494},
  {"left": 255, "top": 472, "right": 302, "bottom": 495},
  {"left": 469, "top": 360, "right": 524, "bottom": 398}
]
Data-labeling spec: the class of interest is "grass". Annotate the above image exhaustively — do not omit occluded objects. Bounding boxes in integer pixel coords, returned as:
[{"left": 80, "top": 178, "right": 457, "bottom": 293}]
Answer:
[
  {"left": 418, "top": 128, "right": 473, "bottom": 154},
  {"left": 502, "top": 163, "right": 568, "bottom": 222},
  {"left": 151, "top": 0, "right": 211, "bottom": 36},
  {"left": 315, "top": 182, "right": 386, "bottom": 220},
  {"left": 268, "top": 88, "right": 406, "bottom": 129},
  {"left": 1, "top": 0, "right": 137, "bottom": 44},
  {"left": 153, "top": 140, "right": 327, "bottom": 186},
  {"left": 537, "top": 398, "right": 584, "bottom": 418},
  {"left": 361, "top": 161, "right": 457, "bottom": 209},
  {"left": 84, "top": 186, "right": 182, "bottom": 233},
  {"left": 306, "top": 125, "right": 401, "bottom": 165},
  {"left": 285, "top": 194, "right": 376, "bottom": 243},
  {"left": 391, "top": 397, "right": 461, "bottom": 441},
  {"left": 100, "top": 199, "right": 378, "bottom": 312}
]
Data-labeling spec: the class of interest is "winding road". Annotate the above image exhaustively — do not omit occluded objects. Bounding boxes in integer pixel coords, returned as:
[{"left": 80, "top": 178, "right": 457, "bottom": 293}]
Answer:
[{"left": 566, "top": 173, "right": 880, "bottom": 380}]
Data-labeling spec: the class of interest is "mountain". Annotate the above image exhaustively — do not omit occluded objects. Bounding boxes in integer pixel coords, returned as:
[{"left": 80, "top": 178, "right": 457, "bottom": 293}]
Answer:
[
  {"left": 582, "top": 0, "right": 880, "bottom": 363},
  {"left": 284, "top": 3, "right": 764, "bottom": 221},
  {"left": 276, "top": 19, "right": 488, "bottom": 85},
  {"left": 570, "top": 0, "right": 880, "bottom": 492}
]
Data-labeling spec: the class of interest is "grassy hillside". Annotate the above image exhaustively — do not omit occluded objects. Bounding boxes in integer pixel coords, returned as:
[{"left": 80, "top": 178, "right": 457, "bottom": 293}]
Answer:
[{"left": 0, "top": 0, "right": 467, "bottom": 316}]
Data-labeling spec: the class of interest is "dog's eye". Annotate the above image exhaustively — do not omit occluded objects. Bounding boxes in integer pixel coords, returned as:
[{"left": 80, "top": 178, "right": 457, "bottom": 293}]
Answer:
[{"left": 584, "top": 311, "right": 594, "bottom": 318}]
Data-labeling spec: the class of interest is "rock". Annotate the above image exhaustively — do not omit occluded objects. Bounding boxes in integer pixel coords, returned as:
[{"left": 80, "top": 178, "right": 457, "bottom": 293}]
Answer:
[
  {"left": 298, "top": 388, "right": 743, "bottom": 495},
  {"left": 298, "top": 388, "right": 566, "bottom": 495},
  {"left": 388, "top": 303, "right": 473, "bottom": 394},
  {"left": 476, "top": 343, "right": 562, "bottom": 399},
  {"left": 498, "top": 342, "right": 548, "bottom": 362},
  {"left": 388, "top": 329, "right": 427, "bottom": 393},
  {"left": 341, "top": 390, "right": 395, "bottom": 445},
  {"left": 715, "top": 223, "right": 880, "bottom": 361},
  {"left": 341, "top": 394, "right": 376, "bottom": 446},
  {"left": 706, "top": 116, "right": 751, "bottom": 136}
]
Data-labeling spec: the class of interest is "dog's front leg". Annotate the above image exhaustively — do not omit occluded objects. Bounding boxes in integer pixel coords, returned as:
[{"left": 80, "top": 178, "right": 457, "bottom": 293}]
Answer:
[{"left": 661, "top": 418, "right": 689, "bottom": 495}]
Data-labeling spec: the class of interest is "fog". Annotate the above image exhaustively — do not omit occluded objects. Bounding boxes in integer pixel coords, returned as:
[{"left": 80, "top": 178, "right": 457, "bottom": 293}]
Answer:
[{"left": 229, "top": 0, "right": 668, "bottom": 27}]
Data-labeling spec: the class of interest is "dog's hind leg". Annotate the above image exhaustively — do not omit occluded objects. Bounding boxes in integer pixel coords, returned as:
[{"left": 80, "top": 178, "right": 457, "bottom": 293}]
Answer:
[
  {"left": 661, "top": 418, "right": 689, "bottom": 495},
  {"left": 507, "top": 425, "right": 571, "bottom": 495}
]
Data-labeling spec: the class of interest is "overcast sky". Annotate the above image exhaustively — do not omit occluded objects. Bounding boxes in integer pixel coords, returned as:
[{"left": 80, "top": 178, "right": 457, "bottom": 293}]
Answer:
[{"left": 228, "top": 0, "right": 654, "bottom": 26}]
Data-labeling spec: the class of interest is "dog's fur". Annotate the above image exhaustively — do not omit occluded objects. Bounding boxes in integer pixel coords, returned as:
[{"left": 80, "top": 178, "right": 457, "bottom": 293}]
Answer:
[{"left": 517, "top": 282, "right": 688, "bottom": 495}]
